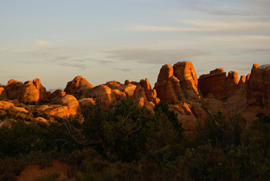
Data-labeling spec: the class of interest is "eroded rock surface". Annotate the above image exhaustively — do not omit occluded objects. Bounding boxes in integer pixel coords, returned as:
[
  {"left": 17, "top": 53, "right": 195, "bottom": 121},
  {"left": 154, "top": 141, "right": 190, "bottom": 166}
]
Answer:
[{"left": 64, "top": 76, "right": 94, "bottom": 94}]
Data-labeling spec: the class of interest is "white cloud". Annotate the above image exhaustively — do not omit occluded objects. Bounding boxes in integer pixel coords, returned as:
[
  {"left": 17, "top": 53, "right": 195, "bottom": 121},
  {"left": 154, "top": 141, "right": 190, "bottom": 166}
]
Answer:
[{"left": 34, "top": 40, "right": 51, "bottom": 48}]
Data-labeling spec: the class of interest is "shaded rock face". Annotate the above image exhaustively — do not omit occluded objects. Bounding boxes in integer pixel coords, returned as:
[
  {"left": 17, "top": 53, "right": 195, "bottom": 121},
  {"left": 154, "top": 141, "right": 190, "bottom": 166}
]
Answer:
[
  {"left": 5, "top": 79, "right": 24, "bottom": 100},
  {"left": 0, "top": 87, "right": 8, "bottom": 100},
  {"left": 198, "top": 69, "right": 240, "bottom": 99},
  {"left": 155, "top": 61, "right": 200, "bottom": 103},
  {"left": 64, "top": 76, "right": 94, "bottom": 94},
  {"left": 247, "top": 64, "right": 270, "bottom": 108},
  {"left": 78, "top": 98, "right": 96, "bottom": 110},
  {"left": 1, "top": 79, "right": 48, "bottom": 103}
]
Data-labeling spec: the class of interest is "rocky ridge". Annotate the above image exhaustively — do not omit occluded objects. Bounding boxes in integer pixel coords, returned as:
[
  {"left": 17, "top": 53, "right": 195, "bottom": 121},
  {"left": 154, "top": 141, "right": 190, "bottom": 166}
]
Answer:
[{"left": 0, "top": 61, "right": 269, "bottom": 132}]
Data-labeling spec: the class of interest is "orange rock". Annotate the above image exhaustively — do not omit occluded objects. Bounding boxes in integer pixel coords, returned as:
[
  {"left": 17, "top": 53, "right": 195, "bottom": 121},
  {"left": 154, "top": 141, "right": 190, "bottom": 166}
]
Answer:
[
  {"left": 84, "top": 84, "right": 117, "bottom": 109},
  {"left": 64, "top": 76, "right": 94, "bottom": 94},
  {"left": 157, "top": 64, "right": 174, "bottom": 82},
  {"left": 247, "top": 64, "right": 270, "bottom": 107},
  {"left": 33, "top": 78, "right": 47, "bottom": 100},
  {"left": 133, "top": 79, "right": 160, "bottom": 111},
  {"left": 0, "top": 87, "right": 8, "bottom": 100},
  {"left": 0, "top": 101, "right": 28, "bottom": 113},
  {"left": 155, "top": 61, "right": 199, "bottom": 103},
  {"left": 5, "top": 79, "right": 24, "bottom": 100},
  {"left": 173, "top": 61, "right": 200, "bottom": 100},
  {"left": 21, "top": 80, "right": 40, "bottom": 103},
  {"left": 225, "top": 71, "right": 239, "bottom": 98},
  {"left": 198, "top": 68, "right": 227, "bottom": 99},
  {"left": 51, "top": 89, "right": 63, "bottom": 99},
  {"left": 38, "top": 94, "right": 80, "bottom": 118},
  {"left": 3, "top": 78, "right": 48, "bottom": 103},
  {"left": 78, "top": 98, "right": 96, "bottom": 109}
]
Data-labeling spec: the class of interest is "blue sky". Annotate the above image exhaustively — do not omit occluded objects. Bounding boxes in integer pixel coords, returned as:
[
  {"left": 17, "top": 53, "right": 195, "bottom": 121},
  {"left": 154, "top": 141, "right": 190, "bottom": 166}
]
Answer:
[{"left": 1, "top": 0, "right": 270, "bottom": 90}]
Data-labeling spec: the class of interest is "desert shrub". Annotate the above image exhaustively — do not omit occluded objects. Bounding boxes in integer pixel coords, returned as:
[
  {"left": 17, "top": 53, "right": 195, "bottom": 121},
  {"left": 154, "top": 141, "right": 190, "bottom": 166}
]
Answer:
[
  {"left": 0, "top": 157, "right": 26, "bottom": 176},
  {"left": 0, "top": 173, "right": 18, "bottom": 181},
  {"left": 197, "top": 112, "right": 247, "bottom": 149},
  {"left": 82, "top": 98, "right": 184, "bottom": 162},
  {"left": 66, "top": 148, "right": 143, "bottom": 181},
  {"left": 0, "top": 121, "right": 47, "bottom": 156}
]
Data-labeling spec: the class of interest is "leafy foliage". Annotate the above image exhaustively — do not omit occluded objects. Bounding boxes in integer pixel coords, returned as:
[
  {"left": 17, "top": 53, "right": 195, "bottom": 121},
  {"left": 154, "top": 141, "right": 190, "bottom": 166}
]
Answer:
[{"left": 1, "top": 98, "right": 270, "bottom": 180}]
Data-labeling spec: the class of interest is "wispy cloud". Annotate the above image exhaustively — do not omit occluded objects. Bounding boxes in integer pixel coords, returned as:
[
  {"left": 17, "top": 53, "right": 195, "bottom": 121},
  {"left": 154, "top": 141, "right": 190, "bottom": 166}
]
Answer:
[
  {"left": 113, "top": 67, "right": 134, "bottom": 72},
  {"left": 0, "top": 48, "right": 14, "bottom": 52},
  {"left": 107, "top": 48, "right": 208, "bottom": 64},
  {"left": 58, "top": 62, "right": 88, "bottom": 70},
  {"left": 130, "top": 19, "right": 270, "bottom": 34},
  {"left": 209, "top": 35, "right": 270, "bottom": 43}
]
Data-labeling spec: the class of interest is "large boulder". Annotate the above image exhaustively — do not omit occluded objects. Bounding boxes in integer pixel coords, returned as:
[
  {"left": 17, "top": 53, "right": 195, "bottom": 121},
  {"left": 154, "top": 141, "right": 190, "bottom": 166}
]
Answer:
[
  {"left": 83, "top": 84, "right": 117, "bottom": 109},
  {"left": 64, "top": 76, "right": 94, "bottom": 94},
  {"left": 38, "top": 94, "right": 80, "bottom": 118},
  {"left": 21, "top": 80, "right": 40, "bottom": 103},
  {"left": 2, "top": 78, "right": 48, "bottom": 103},
  {"left": 33, "top": 78, "right": 47, "bottom": 100},
  {"left": 0, "top": 101, "right": 28, "bottom": 113},
  {"left": 5, "top": 79, "right": 24, "bottom": 100},
  {"left": 78, "top": 98, "right": 96, "bottom": 109}
]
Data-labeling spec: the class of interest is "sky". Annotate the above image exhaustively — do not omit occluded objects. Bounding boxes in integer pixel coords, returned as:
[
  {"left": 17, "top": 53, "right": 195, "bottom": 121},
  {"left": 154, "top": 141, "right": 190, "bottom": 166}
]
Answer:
[{"left": 0, "top": 0, "right": 270, "bottom": 90}]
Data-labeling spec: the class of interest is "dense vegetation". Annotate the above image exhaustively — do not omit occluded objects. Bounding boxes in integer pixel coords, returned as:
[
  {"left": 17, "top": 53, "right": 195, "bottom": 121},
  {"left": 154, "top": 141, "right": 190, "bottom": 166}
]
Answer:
[{"left": 1, "top": 98, "right": 270, "bottom": 180}]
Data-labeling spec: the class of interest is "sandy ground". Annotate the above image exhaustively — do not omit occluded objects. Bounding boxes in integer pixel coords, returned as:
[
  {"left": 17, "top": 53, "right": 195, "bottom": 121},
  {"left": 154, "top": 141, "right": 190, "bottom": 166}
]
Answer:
[{"left": 17, "top": 160, "right": 69, "bottom": 181}]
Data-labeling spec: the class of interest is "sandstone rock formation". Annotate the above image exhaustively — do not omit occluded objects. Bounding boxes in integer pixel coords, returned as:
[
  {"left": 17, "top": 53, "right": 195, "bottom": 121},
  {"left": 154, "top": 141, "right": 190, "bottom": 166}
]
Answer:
[
  {"left": 38, "top": 94, "right": 80, "bottom": 118},
  {"left": 1, "top": 62, "right": 270, "bottom": 132},
  {"left": 247, "top": 64, "right": 270, "bottom": 108},
  {"left": 0, "top": 101, "right": 28, "bottom": 113},
  {"left": 154, "top": 62, "right": 207, "bottom": 132},
  {"left": 133, "top": 78, "right": 160, "bottom": 111},
  {"left": 64, "top": 76, "right": 94, "bottom": 94},
  {"left": 78, "top": 98, "right": 96, "bottom": 109},
  {"left": 33, "top": 78, "right": 47, "bottom": 100},
  {"left": 0, "top": 79, "right": 48, "bottom": 103},
  {"left": 0, "top": 87, "right": 8, "bottom": 100},
  {"left": 199, "top": 69, "right": 240, "bottom": 99},
  {"left": 155, "top": 61, "right": 200, "bottom": 104}
]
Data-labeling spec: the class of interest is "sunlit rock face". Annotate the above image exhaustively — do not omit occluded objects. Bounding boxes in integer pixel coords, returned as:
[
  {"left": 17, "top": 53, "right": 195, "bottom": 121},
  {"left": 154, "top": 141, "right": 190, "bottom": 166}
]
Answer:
[
  {"left": 64, "top": 75, "right": 94, "bottom": 94},
  {"left": 37, "top": 94, "right": 80, "bottom": 118},
  {"left": 1, "top": 79, "right": 48, "bottom": 103},
  {"left": 155, "top": 61, "right": 200, "bottom": 103},
  {"left": 154, "top": 61, "right": 206, "bottom": 133}
]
